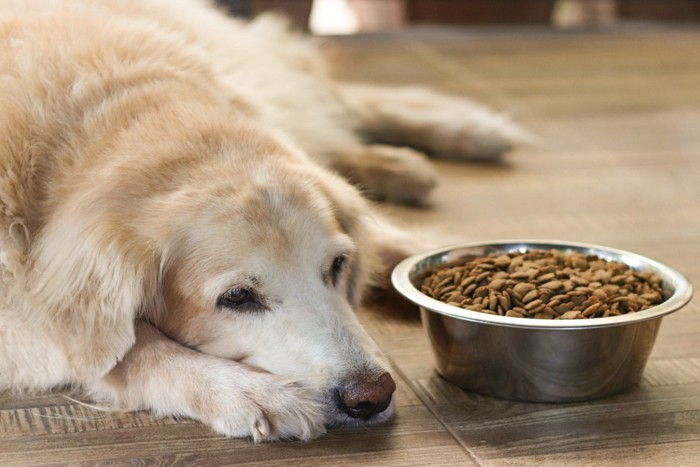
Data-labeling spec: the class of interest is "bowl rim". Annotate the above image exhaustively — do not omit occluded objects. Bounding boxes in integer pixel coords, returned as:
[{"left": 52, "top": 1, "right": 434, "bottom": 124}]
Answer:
[{"left": 391, "top": 239, "right": 693, "bottom": 330}]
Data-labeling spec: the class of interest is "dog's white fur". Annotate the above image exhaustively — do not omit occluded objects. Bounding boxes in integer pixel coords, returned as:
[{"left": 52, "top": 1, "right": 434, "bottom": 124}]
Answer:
[{"left": 0, "top": 0, "right": 522, "bottom": 441}]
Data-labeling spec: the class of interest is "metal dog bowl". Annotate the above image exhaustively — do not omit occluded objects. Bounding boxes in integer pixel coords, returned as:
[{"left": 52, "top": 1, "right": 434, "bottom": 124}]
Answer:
[{"left": 392, "top": 240, "right": 693, "bottom": 403}]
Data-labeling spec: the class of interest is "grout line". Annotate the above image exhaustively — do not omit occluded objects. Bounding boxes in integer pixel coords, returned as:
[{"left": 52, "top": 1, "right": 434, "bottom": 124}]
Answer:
[{"left": 387, "top": 357, "right": 488, "bottom": 466}]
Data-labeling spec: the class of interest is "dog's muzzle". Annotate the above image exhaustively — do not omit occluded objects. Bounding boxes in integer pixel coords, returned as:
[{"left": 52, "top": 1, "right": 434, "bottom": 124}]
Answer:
[{"left": 335, "top": 372, "right": 396, "bottom": 420}]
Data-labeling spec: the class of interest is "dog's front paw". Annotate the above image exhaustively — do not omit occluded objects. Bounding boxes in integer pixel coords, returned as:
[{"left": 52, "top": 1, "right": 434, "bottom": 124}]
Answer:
[
  {"left": 198, "top": 368, "right": 326, "bottom": 442},
  {"left": 98, "top": 323, "right": 326, "bottom": 442}
]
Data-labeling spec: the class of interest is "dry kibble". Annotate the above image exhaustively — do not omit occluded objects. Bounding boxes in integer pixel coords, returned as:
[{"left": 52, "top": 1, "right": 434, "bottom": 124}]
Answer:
[
  {"left": 560, "top": 310, "right": 583, "bottom": 320},
  {"left": 534, "top": 312, "right": 554, "bottom": 319},
  {"left": 524, "top": 299, "right": 544, "bottom": 311},
  {"left": 420, "top": 249, "right": 665, "bottom": 320},
  {"left": 582, "top": 302, "right": 602, "bottom": 317},
  {"left": 542, "top": 280, "right": 563, "bottom": 291},
  {"left": 593, "top": 289, "right": 608, "bottom": 300},
  {"left": 513, "top": 282, "right": 534, "bottom": 296},
  {"left": 522, "top": 289, "right": 539, "bottom": 303}
]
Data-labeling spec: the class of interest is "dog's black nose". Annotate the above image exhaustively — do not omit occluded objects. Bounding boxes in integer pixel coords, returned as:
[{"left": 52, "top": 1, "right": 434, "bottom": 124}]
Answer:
[{"left": 337, "top": 372, "right": 396, "bottom": 419}]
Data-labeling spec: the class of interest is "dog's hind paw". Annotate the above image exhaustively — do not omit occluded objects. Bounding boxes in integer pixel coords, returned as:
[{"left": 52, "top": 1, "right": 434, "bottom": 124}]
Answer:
[
  {"left": 343, "top": 84, "right": 531, "bottom": 162},
  {"left": 425, "top": 107, "right": 530, "bottom": 162}
]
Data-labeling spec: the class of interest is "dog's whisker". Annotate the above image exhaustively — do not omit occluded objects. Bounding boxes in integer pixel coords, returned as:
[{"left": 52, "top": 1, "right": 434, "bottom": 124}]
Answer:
[{"left": 60, "top": 394, "right": 115, "bottom": 413}]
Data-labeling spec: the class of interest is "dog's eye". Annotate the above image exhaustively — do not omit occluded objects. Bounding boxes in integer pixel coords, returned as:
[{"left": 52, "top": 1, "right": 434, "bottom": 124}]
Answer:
[
  {"left": 331, "top": 255, "right": 346, "bottom": 286},
  {"left": 217, "top": 287, "right": 261, "bottom": 311}
]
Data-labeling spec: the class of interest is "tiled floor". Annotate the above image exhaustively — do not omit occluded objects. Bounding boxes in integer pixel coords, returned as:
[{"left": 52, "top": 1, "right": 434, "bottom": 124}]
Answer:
[{"left": 3, "top": 24, "right": 700, "bottom": 466}]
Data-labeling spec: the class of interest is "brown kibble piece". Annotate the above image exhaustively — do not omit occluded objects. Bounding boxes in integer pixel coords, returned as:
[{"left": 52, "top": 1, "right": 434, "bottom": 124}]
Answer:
[
  {"left": 542, "top": 280, "right": 563, "bottom": 291},
  {"left": 582, "top": 303, "right": 602, "bottom": 317},
  {"left": 560, "top": 310, "right": 583, "bottom": 319},
  {"left": 524, "top": 299, "right": 544, "bottom": 311},
  {"left": 513, "top": 282, "right": 535, "bottom": 296},
  {"left": 522, "top": 289, "right": 539, "bottom": 303}
]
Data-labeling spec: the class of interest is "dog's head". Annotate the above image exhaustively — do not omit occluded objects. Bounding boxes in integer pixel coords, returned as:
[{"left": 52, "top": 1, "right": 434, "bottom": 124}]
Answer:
[
  {"left": 29, "top": 112, "right": 403, "bottom": 428},
  {"left": 143, "top": 134, "right": 397, "bottom": 427}
]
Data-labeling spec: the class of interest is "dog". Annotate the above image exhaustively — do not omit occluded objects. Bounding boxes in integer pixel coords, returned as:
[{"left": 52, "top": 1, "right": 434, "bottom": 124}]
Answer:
[{"left": 0, "top": 0, "right": 523, "bottom": 441}]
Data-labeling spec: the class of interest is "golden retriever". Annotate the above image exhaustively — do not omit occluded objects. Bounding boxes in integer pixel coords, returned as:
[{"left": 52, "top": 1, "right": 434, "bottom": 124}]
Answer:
[{"left": 0, "top": 0, "right": 523, "bottom": 441}]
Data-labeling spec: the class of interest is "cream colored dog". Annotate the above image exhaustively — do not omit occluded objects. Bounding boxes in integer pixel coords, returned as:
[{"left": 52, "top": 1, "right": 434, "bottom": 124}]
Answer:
[{"left": 0, "top": 0, "right": 523, "bottom": 441}]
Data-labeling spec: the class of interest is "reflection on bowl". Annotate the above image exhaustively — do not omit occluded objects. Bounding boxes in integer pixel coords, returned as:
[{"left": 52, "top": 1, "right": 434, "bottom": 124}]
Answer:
[{"left": 391, "top": 240, "right": 693, "bottom": 403}]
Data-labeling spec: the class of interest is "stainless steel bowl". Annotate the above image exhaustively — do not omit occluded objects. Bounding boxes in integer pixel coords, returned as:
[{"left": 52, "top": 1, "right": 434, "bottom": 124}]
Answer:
[{"left": 392, "top": 240, "right": 693, "bottom": 403}]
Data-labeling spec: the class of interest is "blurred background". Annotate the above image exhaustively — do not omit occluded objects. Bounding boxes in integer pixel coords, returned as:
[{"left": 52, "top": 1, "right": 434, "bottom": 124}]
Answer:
[{"left": 216, "top": 0, "right": 700, "bottom": 33}]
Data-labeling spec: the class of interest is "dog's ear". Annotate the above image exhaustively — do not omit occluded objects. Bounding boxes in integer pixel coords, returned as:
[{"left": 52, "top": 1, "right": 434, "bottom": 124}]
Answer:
[
  {"left": 24, "top": 209, "right": 160, "bottom": 382},
  {"left": 362, "top": 217, "right": 429, "bottom": 287},
  {"left": 313, "top": 169, "right": 427, "bottom": 306}
]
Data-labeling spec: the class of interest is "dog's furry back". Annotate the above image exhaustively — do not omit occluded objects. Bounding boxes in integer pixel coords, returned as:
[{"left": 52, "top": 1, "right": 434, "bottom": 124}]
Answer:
[
  {"left": 0, "top": 0, "right": 366, "bottom": 390},
  {"left": 0, "top": 3, "right": 197, "bottom": 388}
]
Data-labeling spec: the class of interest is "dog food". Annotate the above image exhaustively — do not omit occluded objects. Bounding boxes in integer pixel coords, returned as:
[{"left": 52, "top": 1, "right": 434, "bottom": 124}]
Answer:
[{"left": 420, "top": 249, "right": 665, "bottom": 319}]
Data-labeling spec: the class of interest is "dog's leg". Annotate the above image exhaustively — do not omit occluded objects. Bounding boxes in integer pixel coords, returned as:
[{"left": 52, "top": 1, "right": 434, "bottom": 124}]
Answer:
[
  {"left": 94, "top": 321, "right": 326, "bottom": 442},
  {"left": 327, "top": 144, "right": 437, "bottom": 205},
  {"left": 338, "top": 83, "right": 530, "bottom": 161}
]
